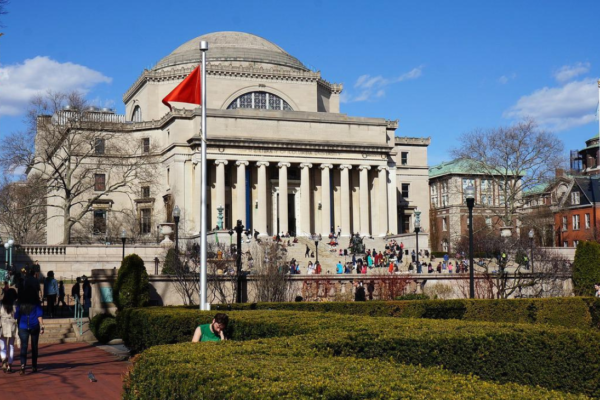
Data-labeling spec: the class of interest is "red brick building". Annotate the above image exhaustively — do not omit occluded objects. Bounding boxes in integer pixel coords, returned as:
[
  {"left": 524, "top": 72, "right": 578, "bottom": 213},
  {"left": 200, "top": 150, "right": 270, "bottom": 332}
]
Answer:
[{"left": 554, "top": 176, "right": 600, "bottom": 247}]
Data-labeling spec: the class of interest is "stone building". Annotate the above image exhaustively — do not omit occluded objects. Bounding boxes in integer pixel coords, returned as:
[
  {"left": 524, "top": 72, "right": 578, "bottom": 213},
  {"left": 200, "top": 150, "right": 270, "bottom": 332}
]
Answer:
[{"left": 37, "top": 31, "right": 430, "bottom": 245}]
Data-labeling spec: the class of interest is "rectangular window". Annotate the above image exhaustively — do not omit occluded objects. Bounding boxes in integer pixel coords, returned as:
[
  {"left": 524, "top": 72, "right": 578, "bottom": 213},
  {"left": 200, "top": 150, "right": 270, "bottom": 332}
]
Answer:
[
  {"left": 499, "top": 195, "right": 505, "bottom": 206},
  {"left": 442, "top": 217, "right": 447, "bottom": 231},
  {"left": 482, "top": 195, "right": 488, "bottom": 206},
  {"left": 485, "top": 216, "right": 492, "bottom": 227},
  {"left": 94, "top": 138, "right": 105, "bottom": 155},
  {"left": 573, "top": 214, "right": 580, "bottom": 230},
  {"left": 571, "top": 192, "right": 580, "bottom": 205},
  {"left": 585, "top": 213, "right": 591, "bottom": 229},
  {"left": 93, "top": 210, "right": 106, "bottom": 234},
  {"left": 401, "top": 183, "right": 409, "bottom": 198},
  {"left": 574, "top": 240, "right": 579, "bottom": 248},
  {"left": 401, "top": 152, "right": 408, "bottom": 165},
  {"left": 94, "top": 174, "right": 106, "bottom": 191},
  {"left": 431, "top": 196, "right": 438, "bottom": 208},
  {"left": 441, "top": 181, "right": 448, "bottom": 194},
  {"left": 141, "top": 186, "right": 150, "bottom": 198},
  {"left": 562, "top": 216, "right": 567, "bottom": 231},
  {"left": 481, "top": 179, "right": 491, "bottom": 191},
  {"left": 442, "top": 194, "right": 448, "bottom": 207},
  {"left": 563, "top": 241, "right": 568, "bottom": 248},
  {"left": 167, "top": 168, "right": 170, "bottom": 186},
  {"left": 140, "top": 209, "right": 151, "bottom": 234},
  {"left": 142, "top": 138, "right": 150, "bottom": 154}
]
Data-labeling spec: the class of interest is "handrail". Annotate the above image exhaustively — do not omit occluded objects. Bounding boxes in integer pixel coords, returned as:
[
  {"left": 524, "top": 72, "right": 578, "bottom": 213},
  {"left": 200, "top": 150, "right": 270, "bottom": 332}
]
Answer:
[{"left": 74, "top": 296, "right": 84, "bottom": 336}]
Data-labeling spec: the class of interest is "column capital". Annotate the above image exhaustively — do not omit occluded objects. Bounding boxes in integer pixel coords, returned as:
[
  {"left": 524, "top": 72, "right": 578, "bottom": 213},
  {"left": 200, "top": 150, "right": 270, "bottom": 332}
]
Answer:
[
  {"left": 256, "top": 161, "right": 270, "bottom": 167},
  {"left": 299, "top": 163, "right": 313, "bottom": 169},
  {"left": 277, "top": 162, "right": 291, "bottom": 168},
  {"left": 236, "top": 160, "right": 249, "bottom": 167},
  {"left": 377, "top": 165, "right": 388, "bottom": 171},
  {"left": 214, "top": 159, "right": 229, "bottom": 166},
  {"left": 358, "top": 165, "right": 372, "bottom": 171},
  {"left": 339, "top": 164, "right": 353, "bottom": 170},
  {"left": 320, "top": 163, "right": 334, "bottom": 170}
]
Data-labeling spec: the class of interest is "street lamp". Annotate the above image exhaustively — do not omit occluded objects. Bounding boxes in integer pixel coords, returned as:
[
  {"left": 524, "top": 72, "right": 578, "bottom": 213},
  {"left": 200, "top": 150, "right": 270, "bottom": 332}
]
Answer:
[
  {"left": 314, "top": 237, "right": 320, "bottom": 264},
  {"left": 228, "top": 229, "right": 234, "bottom": 254},
  {"left": 414, "top": 210, "right": 421, "bottom": 273},
  {"left": 173, "top": 205, "right": 181, "bottom": 252},
  {"left": 528, "top": 229, "right": 534, "bottom": 273},
  {"left": 120, "top": 229, "right": 127, "bottom": 260},
  {"left": 7, "top": 238, "right": 14, "bottom": 269},
  {"left": 234, "top": 220, "right": 245, "bottom": 303},
  {"left": 465, "top": 185, "right": 475, "bottom": 299},
  {"left": 4, "top": 242, "right": 9, "bottom": 269}
]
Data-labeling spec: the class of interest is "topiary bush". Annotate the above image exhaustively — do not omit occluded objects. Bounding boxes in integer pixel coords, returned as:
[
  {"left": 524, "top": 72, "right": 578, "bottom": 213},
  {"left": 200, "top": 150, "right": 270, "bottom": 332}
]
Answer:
[
  {"left": 161, "top": 248, "right": 177, "bottom": 275},
  {"left": 113, "top": 254, "right": 150, "bottom": 311},
  {"left": 572, "top": 241, "right": 600, "bottom": 296},
  {"left": 89, "top": 313, "right": 118, "bottom": 343}
]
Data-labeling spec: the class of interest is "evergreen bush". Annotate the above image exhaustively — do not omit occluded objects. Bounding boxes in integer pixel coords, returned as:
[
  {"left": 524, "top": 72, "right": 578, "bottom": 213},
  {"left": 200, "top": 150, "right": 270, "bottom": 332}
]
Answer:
[
  {"left": 113, "top": 254, "right": 150, "bottom": 311},
  {"left": 161, "top": 248, "right": 177, "bottom": 275},
  {"left": 89, "top": 313, "right": 117, "bottom": 343},
  {"left": 572, "top": 241, "right": 600, "bottom": 296}
]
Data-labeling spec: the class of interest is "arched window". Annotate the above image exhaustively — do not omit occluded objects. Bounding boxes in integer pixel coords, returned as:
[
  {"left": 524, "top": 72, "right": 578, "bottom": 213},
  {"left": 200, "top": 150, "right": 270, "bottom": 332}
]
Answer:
[
  {"left": 227, "top": 91, "right": 293, "bottom": 111},
  {"left": 131, "top": 105, "right": 142, "bottom": 122}
]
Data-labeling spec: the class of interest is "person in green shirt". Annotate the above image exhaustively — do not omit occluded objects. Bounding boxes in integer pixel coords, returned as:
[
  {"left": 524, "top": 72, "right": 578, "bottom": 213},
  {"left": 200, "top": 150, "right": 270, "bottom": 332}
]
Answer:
[{"left": 192, "top": 313, "right": 229, "bottom": 342}]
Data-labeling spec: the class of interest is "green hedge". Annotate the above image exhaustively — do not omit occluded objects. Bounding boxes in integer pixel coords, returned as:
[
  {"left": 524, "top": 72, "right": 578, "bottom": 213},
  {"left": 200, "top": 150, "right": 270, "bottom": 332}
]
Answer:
[
  {"left": 89, "top": 313, "right": 118, "bottom": 344},
  {"left": 122, "top": 309, "right": 600, "bottom": 397},
  {"left": 573, "top": 241, "right": 600, "bottom": 296},
  {"left": 124, "top": 339, "right": 588, "bottom": 400},
  {"left": 216, "top": 297, "right": 600, "bottom": 330},
  {"left": 114, "top": 254, "right": 150, "bottom": 311}
]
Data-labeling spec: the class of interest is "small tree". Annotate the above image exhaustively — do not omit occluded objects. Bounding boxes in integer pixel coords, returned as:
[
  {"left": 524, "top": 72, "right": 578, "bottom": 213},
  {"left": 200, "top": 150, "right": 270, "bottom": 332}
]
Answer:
[
  {"left": 113, "top": 254, "right": 150, "bottom": 310},
  {"left": 252, "top": 242, "right": 291, "bottom": 303},
  {"left": 572, "top": 241, "right": 600, "bottom": 296}
]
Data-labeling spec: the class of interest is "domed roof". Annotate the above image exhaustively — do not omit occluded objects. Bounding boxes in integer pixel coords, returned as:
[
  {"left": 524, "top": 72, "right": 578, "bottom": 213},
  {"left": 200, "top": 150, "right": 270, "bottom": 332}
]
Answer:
[{"left": 154, "top": 31, "right": 308, "bottom": 72}]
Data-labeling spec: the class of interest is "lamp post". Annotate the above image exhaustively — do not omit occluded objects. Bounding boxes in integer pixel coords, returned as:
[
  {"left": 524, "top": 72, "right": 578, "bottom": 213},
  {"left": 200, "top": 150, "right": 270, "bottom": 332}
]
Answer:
[
  {"left": 234, "top": 220, "right": 245, "bottom": 303},
  {"left": 120, "top": 229, "right": 127, "bottom": 260},
  {"left": 228, "top": 229, "right": 234, "bottom": 254},
  {"left": 465, "top": 185, "right": 475, "bottom": 299},
  {"left": 154, "top": 257, "right": 160, "bottom": 275},
  {"left": 4, "top": 242, "right": 8, "bottom": 269},
  {"left": 7, "top": 238, "right": 14, "bottom": 268},
  {"left": 314, "top": 237, "right": 320, "bottom": 264},
  {"left": 173, "top": 205, "right": 181, "bottom": 252},
  {"left": 414, "top": 210, "right": 421, "bottom": 273},
  {"left": 528, "top": 229, "right": 534, "bottom": 273}
]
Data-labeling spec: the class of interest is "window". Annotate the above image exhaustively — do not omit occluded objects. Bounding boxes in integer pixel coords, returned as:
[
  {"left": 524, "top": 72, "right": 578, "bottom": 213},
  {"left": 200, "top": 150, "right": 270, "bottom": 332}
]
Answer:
[
  {"left": 167, "top": 168, "right": 170, "bottom": 186},
  {"left": 93, "top": 210, "right": 106, "bottom": 234},
  {"left": 94, "top": 138, "right": 105, "bottom": 155},
  {"left": 499, "top": 195, "right": 505, "bottom": 206},
  {"left": 482, "top": 195, "right": 489, "bottom": 206},
  {"left": 562, "top": 216, "right": 567, "bottom": 231},
  {"left": 94, "top": 174, "right": 106, "bottom": 191},
  {"left": 401, "top": 152, "right": 408, "bottom": 165},
  {"left": 586, "top": 213, "right": 591, "bottom": 229},
  {"left": 481, "top": 179, "right": 491, "bottom": 191},
  {"left": 141, "top": 186, "right": 150, "bottom": 198},
  {"left": 431, "top": 196, "right": 438, "bottom": 208},
  {"left": 462, "top": 178, "right": 474, "bottom": 190},
  {"left": 140, "top": 209, "right": 151, "bottom": 235},
  {"left": 227, "top": 91, "right": 293, "bottom": 111},
  {"left": 563, "top": 241, "right": 568, "bottom": 248},
  {"left": 485, "top": 216, "right": 492, "bottom": 227},
  {"left": 571, "top": 192, "right": 580, "bottom": 205},
  {"left": 574, "top": 240, "right": 580, "bottom": 247},
  {"left": 142, "top": 138, "right": 150, "bottom": 154},
  {"left": 573, "top": 214, "right": 580, "bottom": 230},
  {"left": 442, "top": 194, "right": 449, "bottom": 207},
  {"left": 401, "top": 183, "right": 410, "bottom": 198},
  {"left": 132, "top": 105, "right": 142, "bottom": 122},
  {"left": 442, "top": 217, "right": 447, "bottom": 231}
]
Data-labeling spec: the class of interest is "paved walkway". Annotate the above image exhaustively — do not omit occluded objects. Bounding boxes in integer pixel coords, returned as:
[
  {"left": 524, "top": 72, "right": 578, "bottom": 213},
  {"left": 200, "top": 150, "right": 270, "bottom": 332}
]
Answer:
[{"left": 0, "top": 342, "right": 129, "bottom": 399}]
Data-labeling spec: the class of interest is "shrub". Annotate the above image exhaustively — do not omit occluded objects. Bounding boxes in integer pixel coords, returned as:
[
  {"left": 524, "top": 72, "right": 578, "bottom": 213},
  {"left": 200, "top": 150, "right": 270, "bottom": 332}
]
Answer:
[
  {"left": 572, "top": 241, "right": 600, "bottom": 296},
  {"left": 113, "top": 254, "right": 150, "bottom": 311},
  {"left": 394, "top": 293, "right": 430, "bottom": 301},
  {"left": 161, "top": 248, "right": 177, "bottom": 275},
  {"left": 89, "top": 313, "right": 117, "bottom": 343},
  {"left": 122, "top": 309, "right": 600, "bottom": 397}
]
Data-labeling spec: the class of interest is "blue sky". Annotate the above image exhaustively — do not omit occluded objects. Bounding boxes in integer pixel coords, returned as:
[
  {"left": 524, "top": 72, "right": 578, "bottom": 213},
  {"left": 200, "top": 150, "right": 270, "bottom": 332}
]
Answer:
[{"left": 1, "top": 0, "right": 599, "bottom": 167}]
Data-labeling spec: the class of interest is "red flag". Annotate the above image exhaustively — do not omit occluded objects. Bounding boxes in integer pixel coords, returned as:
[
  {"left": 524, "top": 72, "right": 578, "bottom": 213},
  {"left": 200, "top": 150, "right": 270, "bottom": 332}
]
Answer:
[{"left": 162, "top": 66, "right": 201, "bottom": 110}]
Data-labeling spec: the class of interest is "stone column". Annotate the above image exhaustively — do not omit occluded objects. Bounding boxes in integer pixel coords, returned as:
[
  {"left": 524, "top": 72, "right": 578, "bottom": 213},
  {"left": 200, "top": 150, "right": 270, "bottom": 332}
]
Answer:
[
  {"left": 358, "top": 165, "right": 371, "bottom": 236},
  {"left": 256, "top": 162, "right": 269, "bottom": 236},
  {"left": 387, "top": 166, "right": 398, "bottom": 235},
  {"left": 339, "top": 165, "right": 352, "bottom": 237},
  {"left": 378, "top": 166, "right": 388, "bottom": 237},
  {"left": 236, "top": 161, "right": 249, "bottom": 227},
  {"left": 215, "top": 160, "right": 228, "bottom": 226},
  {"left": 320, "top": 164, "right": 333, "bottom": 235},
  {"left": 278, "top": 162, "right": 290, "bottom": 236},
  {"left": 299, "top": 163, "right": 313, "bottom": 236}
]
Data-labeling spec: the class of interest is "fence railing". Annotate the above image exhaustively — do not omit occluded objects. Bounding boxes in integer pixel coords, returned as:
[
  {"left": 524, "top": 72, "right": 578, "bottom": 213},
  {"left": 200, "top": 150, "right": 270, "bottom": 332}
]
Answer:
[
  {"left": 18, "top": 245, "right": 68, "bottom": 256},
  {"left": 74, "top": 296, "right": 84, "bottom": 336}
]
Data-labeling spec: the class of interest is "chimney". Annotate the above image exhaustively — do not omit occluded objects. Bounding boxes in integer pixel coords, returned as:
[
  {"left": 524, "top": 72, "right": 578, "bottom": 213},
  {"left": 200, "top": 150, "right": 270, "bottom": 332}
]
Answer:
[{"left": 555, "top": 168, "right": 564, "bottom": 178}]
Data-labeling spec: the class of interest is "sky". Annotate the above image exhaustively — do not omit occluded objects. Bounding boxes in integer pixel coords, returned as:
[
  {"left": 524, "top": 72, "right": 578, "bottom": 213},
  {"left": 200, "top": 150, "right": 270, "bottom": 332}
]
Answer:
[{"left": 1, "top": 0, "right": 599, "bottom": 167}]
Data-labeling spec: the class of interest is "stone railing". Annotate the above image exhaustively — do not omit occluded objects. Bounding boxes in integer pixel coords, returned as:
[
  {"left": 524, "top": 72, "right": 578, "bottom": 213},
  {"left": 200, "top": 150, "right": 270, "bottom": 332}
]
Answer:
[{"left": 18, "top": 245, "right": 68, "bottom": 256}]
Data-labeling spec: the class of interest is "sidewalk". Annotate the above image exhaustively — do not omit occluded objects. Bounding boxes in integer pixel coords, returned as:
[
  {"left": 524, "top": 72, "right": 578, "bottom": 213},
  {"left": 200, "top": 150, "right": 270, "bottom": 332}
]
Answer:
[{"left": 0, "top": 342, "right": 129, "bottom": 399}]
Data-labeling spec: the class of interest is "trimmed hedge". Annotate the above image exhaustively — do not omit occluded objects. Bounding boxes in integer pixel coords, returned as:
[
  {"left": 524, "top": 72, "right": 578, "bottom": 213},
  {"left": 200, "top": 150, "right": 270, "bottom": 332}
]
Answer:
[
  {"left": 113, "top": 254, "right": 150, "bottom": 311},
  {"left": 573, "top": 241, "right": 600, "bottom": 296},
  {"left": 216, "top": 297, "right": 600, "bottom": 330},
  {"left": 122, "top": 309, "right": 600, "bottom": 397},
  {"left": 124, "top": 339, "right": 588, "bottom": 400},
  {"left": 89, "top": 313, "right": 117, "bottom": 344}
]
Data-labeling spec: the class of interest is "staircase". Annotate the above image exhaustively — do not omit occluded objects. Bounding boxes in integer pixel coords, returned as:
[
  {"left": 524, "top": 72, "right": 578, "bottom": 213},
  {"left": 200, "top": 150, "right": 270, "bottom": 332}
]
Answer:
[{"left": 39, "top": 318, "right": 80, "bottom": 344}]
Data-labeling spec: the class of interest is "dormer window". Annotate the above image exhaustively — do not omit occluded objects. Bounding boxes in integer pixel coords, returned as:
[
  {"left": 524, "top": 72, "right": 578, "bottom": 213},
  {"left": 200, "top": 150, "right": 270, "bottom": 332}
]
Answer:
[{"left": 227, "top": 91, "right": 293, "bottom": 111}]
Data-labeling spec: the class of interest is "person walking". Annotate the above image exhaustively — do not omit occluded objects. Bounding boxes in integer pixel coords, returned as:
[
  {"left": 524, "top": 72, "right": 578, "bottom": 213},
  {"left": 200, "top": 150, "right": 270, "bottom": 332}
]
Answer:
[
  {"left": 15, "top": 289, "right": 44, "bottom": 374},
  {"left": 71, "top": 277, "right": 81, "bottom": 304},
  {"left": 305, "top": 245, "right": 310, "bottom": 258},
  {"left": 82, "top": 276, "right": 92, "bottom": 317},
  {"left": 44, "top": 271, "right": 58, "bottom": 318},
  {"left": 1, "top": 288, "right": 18, "bottom": 373},
  {"left": 57, "top": 281, "right": 68, "bottom": 314}
]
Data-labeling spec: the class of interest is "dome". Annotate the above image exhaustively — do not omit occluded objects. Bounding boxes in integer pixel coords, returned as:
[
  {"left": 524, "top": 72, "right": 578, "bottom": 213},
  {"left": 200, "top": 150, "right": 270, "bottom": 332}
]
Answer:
[{"left": 154, "top": 31, "right": 309, "bottom": 72}]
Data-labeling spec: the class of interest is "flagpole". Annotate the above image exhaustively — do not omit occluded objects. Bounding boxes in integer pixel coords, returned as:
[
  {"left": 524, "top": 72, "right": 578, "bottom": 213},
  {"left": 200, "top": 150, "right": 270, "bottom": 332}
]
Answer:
[{"left": 200, "top": 40, "right": 208, "bottom": 310}]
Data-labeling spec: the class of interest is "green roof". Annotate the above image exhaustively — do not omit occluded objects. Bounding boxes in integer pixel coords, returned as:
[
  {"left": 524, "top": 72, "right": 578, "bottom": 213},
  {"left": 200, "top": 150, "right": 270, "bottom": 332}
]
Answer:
[
  {"left": 523, "top": 183, "right": 548, "bottom": 196},
  {"left": 429, "top": 159, "right": 488, "bottom": 179}
]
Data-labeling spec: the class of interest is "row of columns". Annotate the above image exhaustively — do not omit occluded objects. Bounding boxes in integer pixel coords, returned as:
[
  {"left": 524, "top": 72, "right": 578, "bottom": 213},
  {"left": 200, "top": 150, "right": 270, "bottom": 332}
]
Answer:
[{"left": 212, "top": 159, "right": 396, "bottom": 237}]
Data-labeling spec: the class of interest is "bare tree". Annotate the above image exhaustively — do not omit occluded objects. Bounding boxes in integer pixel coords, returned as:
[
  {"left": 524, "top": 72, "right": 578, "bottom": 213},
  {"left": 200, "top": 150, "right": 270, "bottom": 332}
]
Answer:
[
  {"left": 251, "top": 242, "right": 292, "bottom": 303},
  {"left": 0, "top": 91, "right": 159, "bottom": 244},
  {"left": 453, "top": 119, "right": 564, "bottom": 230},
  {"left": 0, "top": 175, "right": 46, "bottom": 244}
]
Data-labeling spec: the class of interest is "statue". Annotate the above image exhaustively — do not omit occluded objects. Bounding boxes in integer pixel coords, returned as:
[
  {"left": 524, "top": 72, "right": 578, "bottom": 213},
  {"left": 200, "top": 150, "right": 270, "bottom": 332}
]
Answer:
[
  {"left": 350, "top": 233, "right": 365, "bottom": 254},
  {"left": 217, "top": 205, "right": 224, "bottom": 229}
]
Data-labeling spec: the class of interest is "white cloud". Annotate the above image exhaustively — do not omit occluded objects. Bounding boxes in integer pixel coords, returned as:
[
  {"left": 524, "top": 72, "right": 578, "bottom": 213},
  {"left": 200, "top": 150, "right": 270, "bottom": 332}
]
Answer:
[
  {"left": 504, "top": 77, "right": 598, "bottom": 131},
  {"left": 553, "top": 62, "right": 590, "bottom": 83},
  {"left": 342, "top": 66, "right": 423, "bottom": 103},
  {"left": 498, "top": 73, "right": 517, "bottom": 85},
  {"left": 0, "top": 56, "right": 111, "bottom": 116}
]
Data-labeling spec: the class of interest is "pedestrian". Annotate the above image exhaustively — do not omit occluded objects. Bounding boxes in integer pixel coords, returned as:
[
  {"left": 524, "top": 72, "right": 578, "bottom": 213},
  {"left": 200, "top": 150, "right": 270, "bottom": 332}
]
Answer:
[
  {"left": 1, "top": 288, "right": 18, "bottom": 373},
  {"left": 71, "top": 277, "right": 81, "bottom": 304},
  {"left": 337, "top": 225, "right": 341, "bottom": 238},
  {"left": 411, "top": 250, "right": 416, "bottom": 263},
  {"left": 15, "top": 288, "right": 44, "bottom": 374},
  {"left": 82, "top": 276, "right": 92, "bottom": 316},
  {"left": 448, "top": 262, "right": 453, "bottom": 274},
  {"left": 436, "top": 262, "right": 442, "bottom": 273},
  {"left": 354, "top": 281, "right": 366, "bottom": 302},
  {"left": 388, "top": 261, "right": 394, "bottom": 275},
  {"left": 192, "top": 313, "right": 229, "bottom": 342},
  {"left": 57, "top": 281, "right": 68, "bottom": 313},
  {"left": 44, "top": 271, "right": 58, "bottom": 318},
  {"left": 315, "top": 262, "right": 322, "bottom": 275},
  {"left": 336, "top": 261, "right": 343, "bottom": 274}
]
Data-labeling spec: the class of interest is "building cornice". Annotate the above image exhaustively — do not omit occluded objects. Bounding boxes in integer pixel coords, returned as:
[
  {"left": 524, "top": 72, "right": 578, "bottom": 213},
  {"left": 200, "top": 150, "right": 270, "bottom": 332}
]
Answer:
[{"left": 395, "top": 136, "right": 430, "bottom": 146}]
